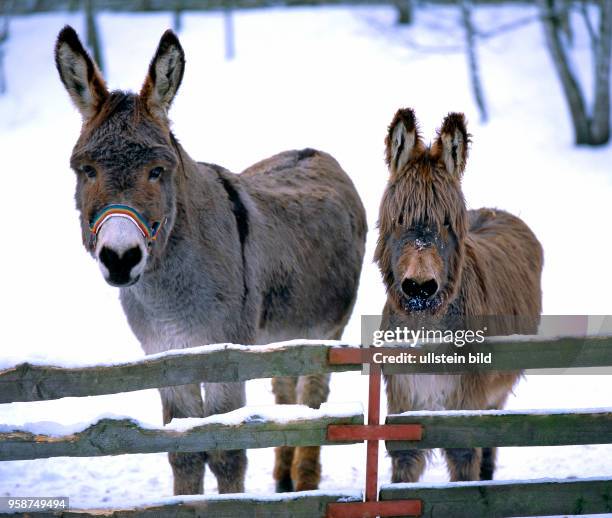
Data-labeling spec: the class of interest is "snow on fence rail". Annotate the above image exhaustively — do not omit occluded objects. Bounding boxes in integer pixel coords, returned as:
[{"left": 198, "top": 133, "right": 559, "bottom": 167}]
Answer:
[
  {"left": 2, "top": 334, "right": 612, "bottom": 403},
  {"left": 2, "top": 407, "right": 611, "bottom": 462},
  {"left": 0, "top": 403, "right": 363, "bottom": 461}
]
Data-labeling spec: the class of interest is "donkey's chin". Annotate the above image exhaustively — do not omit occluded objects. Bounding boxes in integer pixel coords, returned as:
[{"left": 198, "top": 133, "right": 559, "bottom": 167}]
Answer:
[
  {"left": 401, "top": 295, "right": 442, "bottom": 314},
  {"left": 104, "top": 274, "right": 141, "bottom": 288}
]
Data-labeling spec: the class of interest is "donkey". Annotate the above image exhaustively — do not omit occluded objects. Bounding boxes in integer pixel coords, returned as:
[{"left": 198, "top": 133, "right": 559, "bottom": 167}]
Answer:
[
  {"left": 55, "top": 26, "right": 367, "bottom": 495},
  {"left": 375, "top": 108, "right": 542, "bottom": 483}
]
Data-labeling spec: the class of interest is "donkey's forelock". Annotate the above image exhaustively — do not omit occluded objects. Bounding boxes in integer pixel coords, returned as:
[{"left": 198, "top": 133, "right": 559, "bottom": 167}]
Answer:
[{"left": 72, "top": 92, "right": 178, "bottom": 171}]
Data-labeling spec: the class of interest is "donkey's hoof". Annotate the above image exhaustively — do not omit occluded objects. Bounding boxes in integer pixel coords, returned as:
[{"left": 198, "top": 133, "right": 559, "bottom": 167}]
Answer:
[{"left": 275, "top": 477, "right": 294, "bottom": 493}]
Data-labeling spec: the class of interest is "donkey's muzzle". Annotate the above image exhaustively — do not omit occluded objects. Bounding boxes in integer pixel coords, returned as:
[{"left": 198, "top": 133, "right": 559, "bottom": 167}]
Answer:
[
  {"left": 401, "top": 278, "right": 438, "bottom": 311},
  {"left": 402, "top": 278, "right": 438, "bottom": 299},
  {"left": 99, "top": 245, "right": 143, "bottom": 287}
]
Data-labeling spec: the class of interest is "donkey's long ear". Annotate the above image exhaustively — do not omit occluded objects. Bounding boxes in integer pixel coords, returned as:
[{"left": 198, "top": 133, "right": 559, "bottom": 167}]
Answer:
[
  {"left": 385, "top": 108, "right": 421, "bottom": 178},
  {"left": 140, "top": 30, "right": 185, "bottom": 121},
  {"left": 55, "top": 26, "right": 108, "bottom": 120},
  {"left": 435, "top": 112, "right": 470, "bottom": 177}
]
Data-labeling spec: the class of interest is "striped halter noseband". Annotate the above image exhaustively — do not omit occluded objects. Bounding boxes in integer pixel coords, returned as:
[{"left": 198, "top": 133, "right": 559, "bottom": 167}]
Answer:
[{"left": 88, "top": 204, "right": 164, "bottom": 249}]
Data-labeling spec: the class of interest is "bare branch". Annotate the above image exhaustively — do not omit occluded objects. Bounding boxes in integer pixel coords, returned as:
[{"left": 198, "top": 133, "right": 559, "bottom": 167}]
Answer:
[
  {"left": 580, "top": 0, "right": 598, "bottom": 50},
  {"left": 460, "top": 0, "right": 488, "bottom": 122}
]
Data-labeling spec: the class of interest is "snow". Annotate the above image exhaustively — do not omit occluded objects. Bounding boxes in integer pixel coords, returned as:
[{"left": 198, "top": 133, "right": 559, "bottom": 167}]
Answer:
[
  {"left": 0, "top": 339, "right": 358, "bottom": 371},
  {"left": 0, "top": 3, "right": 611, "bottom": 512},
  {"left": 69, "top": 489, "right": 362, "bottom": 510},
  {"left": 0, "top": 413, "right": 135, "bottom": 437},
  {"left": 0, "top": 402, "right": 363, "bottom": 437}
]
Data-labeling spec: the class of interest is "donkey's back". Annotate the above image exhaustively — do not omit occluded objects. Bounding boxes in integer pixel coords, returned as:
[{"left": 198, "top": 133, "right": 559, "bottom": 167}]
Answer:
[
  {"left": 239, "top": 148, "right": 367, "bottom": 342},
  {"left": 463, "top": 207, "right": 543, "bottom": 333}
]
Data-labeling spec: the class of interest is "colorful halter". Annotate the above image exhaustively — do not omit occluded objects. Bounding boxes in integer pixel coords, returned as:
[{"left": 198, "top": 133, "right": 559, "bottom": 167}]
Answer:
[{"left": 89, "top": 204, "right": 164, "bottom": 249}]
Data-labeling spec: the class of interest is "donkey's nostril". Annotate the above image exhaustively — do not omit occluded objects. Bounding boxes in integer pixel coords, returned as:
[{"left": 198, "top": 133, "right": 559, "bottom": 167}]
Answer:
[
  {"left": 401, "top": 278, "right": 438, "bottom": 299},
  {"left": 99, "top": 246, "right": 143, "bottom": 286}
]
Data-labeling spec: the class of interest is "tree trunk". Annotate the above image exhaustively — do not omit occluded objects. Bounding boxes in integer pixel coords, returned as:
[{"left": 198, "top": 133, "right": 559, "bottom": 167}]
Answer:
[
  {"left": 395, "top": 0, "right": 414, "bottom": 25},
  {"left": 0, "top": 1, "right": 10, "bottom": 95},
  {"left": 224, "top": 8, "right": 235, "bottom": 60},
  {"left": 460, "top": 0, "right": 488, "bottom": 122},
  {"left": 85, "top": 0, "right": 104, "bottom": 72},
  {"left": 590, "top": 0, "right": 611, "bottom": 145},
  {"left": 173, "top": 10, "right": 183, "bottom": 32},
  {"left": 539, "top": 0, "right": 591, "bottom": 144}
]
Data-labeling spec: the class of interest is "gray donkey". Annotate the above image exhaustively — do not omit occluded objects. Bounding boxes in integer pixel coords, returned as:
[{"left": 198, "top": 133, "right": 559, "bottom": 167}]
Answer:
[{"left": 55, "top": 26, "right": 366, "bottom": 495}]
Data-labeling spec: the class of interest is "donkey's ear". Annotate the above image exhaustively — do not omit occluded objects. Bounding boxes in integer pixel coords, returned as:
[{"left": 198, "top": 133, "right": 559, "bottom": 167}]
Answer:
[
  {"left": 385, "top": 108, "right": 421, "bottom": 177},
  {"left": 55, "top": 26, "right": 108, "bottom": 120},
  {"left": 435, "top": 112, "right": 470, "bottom": 177},
  {"left": 140, "top": 30, "right": 185, "bottom": 120}
]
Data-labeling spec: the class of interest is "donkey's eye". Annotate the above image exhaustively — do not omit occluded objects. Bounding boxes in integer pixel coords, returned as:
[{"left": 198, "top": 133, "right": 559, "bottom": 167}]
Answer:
[
  {"left": 149, "top": 166, "right": 164, "bottom": 181},
  {"left": 80, "top": 165, "right": 97, "bottom": 179}
]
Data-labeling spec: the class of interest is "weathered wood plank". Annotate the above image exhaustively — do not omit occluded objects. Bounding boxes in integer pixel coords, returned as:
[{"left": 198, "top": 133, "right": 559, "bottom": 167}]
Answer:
[
  {"left": 0, "top": 491, "right": 363, "bottom": 518},
  {"left": 2, "top": 335, "right": 612, "bottom": 403},
  {"left": 0, "top": 405, "right": 363, "bottom": 461},
  {"left": 386, "top": 408, "right": 612, "bottom": 450},
  {"left": 379, "top": 477, "right": 612, "bottom": 517},
  {"left": 0, "top": 343, "right": 359, "bottom": 403}
]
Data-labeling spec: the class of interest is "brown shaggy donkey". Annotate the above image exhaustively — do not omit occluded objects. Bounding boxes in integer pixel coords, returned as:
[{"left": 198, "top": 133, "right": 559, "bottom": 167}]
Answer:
[
  {"left": 55, "top": 27, "right": 366, "bottom": 495},
  {"left": 376, "top": 108, "right": 543, "bottom": 483}
]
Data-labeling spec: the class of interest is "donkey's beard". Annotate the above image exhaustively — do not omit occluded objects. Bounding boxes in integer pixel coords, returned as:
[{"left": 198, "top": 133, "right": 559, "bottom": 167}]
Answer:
[{"left": 401, "top": 294, "right": 442, "bottom": 314}]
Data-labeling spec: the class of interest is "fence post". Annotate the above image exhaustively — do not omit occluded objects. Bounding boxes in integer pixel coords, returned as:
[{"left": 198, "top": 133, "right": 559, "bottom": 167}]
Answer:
[{"left": 365, "top": 363, "right": 381, "bottom": 502}]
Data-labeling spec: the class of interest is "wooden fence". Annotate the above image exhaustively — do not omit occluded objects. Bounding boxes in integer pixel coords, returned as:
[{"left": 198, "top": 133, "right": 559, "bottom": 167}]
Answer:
[{"left": 1, "top": 335, "right": 612, "bottom": 516}]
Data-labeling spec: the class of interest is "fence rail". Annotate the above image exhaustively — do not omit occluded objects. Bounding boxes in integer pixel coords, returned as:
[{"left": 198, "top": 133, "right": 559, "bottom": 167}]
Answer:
[
  {"left": 386, "top": 408, "right": 612, "bottom": 449},
  {"left": 0, "top": 491, "right": 364, "bottom": 518},
  {"left": 0, "top": 343, "right": 354, "bottom": 403},
  {"left": 0, "top": 478, "right": 609, "bottom": 518},
  {"left": 379, "top": 477, "right": 612, "bottom": 518},
  {"left": 0, "top": 404, "right": 363, "bottom": 461},
  {"left": 2, "top": 335, "right": 611, "bottom": 403}
]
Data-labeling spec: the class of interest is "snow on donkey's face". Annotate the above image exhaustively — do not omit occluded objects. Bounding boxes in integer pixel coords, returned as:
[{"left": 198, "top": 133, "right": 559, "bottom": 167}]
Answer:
[
  {"left": 375, "top": 108, "right": 470, "bottom": 315},
  {"left": 54, "top": 26, "right": 185, "bottom": 287}
]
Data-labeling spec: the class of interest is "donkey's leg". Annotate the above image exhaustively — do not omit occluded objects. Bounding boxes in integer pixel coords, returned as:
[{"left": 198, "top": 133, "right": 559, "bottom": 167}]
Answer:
[
  {"left": 204, "top": 382, "right": 247, "bottom": 494},
  {"left": 386, "top": 375, "right": 428, "bottom": 483},
  {"left": 271, "top": 376, "right": 297, "bottom": 492},
  {"left": 160, "top": 384, "right": 207, "bottom": 495},
  {"left": 478, "top": 399, "right": 507, "bottom": 481},
  {"left": 480, "top": 447, "right": 497, "bottom": 480},
  {"left": 443, "top": 447, "right": 483, "bottom": 481},
  {"left": 291, "top": 373, "right": 330, "bottom": 491},
  {"left": 389, "top": 449, "right": 428, "bottom": 483}
]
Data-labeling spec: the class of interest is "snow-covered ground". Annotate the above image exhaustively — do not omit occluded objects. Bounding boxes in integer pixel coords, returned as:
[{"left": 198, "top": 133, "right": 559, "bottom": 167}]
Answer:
[{"left": 1, "top": 4, "right": 612, "bottom": 511}]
